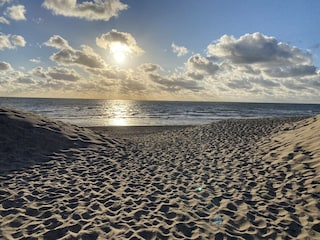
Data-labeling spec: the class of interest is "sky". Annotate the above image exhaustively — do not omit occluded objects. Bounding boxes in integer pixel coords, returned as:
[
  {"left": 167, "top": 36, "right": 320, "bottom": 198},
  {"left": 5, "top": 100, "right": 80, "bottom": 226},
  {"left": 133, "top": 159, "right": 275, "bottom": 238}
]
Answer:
[{"left": 1, "top": 0, "right": 320, "bottom": 103}]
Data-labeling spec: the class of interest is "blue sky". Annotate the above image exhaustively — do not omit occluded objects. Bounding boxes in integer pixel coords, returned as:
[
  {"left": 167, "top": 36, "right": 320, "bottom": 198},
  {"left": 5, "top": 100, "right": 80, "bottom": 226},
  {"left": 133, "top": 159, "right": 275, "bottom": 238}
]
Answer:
[{"left": 0, "top": 0, "right": 320, "bottom": 102}]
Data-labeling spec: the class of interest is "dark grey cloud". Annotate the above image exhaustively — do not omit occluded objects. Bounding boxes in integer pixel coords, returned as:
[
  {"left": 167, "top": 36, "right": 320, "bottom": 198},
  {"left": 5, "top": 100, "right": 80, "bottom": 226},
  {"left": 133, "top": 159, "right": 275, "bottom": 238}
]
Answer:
[
  {"left": 0, "top": 61, "right": 11, "bottom": 71},
  {"left": 187, "top": 71, "right": 204, "bottom": 80},
  {"left": 51, "top": 48, "right": 105, "bottom": 68},
  {"left": 251, "top": 78, "right": 280, "bottom": 88},
  {"left": 150, "top": 73, "right": 203, "bottom": 92},
  {"left": 45, "top": 35, "right": 70, "bottom": 49},
  {"left": 282, "top": 80, "right": 308, "bottom": 90},
  {"left": 47, "top": 67, "right": 80, "bottom": 81},
  {"left": 120, "top": 79, "right": 146, "bottom": 93},
  {"left": 226, "top": 79, "right": 252, "bottom": 90},
  {"left": 139, "top": 63, "right": 159, "bottom": 73},
  {"left": 264, "top": 65, "right": 316, "bottom": 78},
  {"left": 17, "top": 77, "right": 34, "bottom": 84},
  {"left": 30, "top": 66, "right": 80, "bottom": 81},
  {"left": 310, "top": 78, "right": 320, "bottom": 88},
  {"left": 45, "top": 36, "right": 106, "bottom": 68},
  {"left": 187, "top": 54, "right": 219, "bottom": 75}
]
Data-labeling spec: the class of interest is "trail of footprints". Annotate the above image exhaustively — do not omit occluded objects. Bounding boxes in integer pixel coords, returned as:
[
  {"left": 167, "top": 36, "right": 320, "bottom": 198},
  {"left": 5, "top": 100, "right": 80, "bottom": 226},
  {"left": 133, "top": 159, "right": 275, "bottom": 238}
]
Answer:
[{"left": 1, "top": 117, "right": 320, "bottom": 239}]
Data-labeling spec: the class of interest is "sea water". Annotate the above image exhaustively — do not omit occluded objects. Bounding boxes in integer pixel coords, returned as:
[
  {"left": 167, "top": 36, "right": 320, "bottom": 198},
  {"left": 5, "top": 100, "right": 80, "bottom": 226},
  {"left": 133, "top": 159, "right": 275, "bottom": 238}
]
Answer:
[{"left": 1, "top": 97, "right": 320, "bottom": 127}]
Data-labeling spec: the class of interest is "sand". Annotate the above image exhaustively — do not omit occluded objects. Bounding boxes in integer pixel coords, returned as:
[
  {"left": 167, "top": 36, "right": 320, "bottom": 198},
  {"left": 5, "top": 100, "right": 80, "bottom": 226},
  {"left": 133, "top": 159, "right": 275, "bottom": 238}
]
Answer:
[{"left": 0, "top": 106, "right": 319, "bottom": 239}]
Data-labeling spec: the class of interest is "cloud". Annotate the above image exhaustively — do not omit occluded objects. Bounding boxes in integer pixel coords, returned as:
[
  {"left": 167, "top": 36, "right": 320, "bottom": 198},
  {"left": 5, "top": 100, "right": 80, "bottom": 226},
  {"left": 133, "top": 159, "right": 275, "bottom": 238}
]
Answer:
[
  {"left": 0, "top": 61, "right": 11, "bottom": 71},
  {"left": 47, "top": 67, "right": 81, "bottom": 81},
  {"left": 0, "top": 0, "right": 11, "bottom": 7},
  {"left": 2, "top": 31, "right": 319, "bottom": 102},
  {"left": 86, "top": 66, "right": 127, "bottom": 80},
  {"left": 171, "top": 42, "right": 188, "bottom": 57},
  {"left": 207, "top": 32, "right": 312, "bottom": 67},
  {"left": 5, "top": 5, "right": 26, "bottom": 21},
  {"left": 139, "top": 63, "right": 160, "bottom": 73},
  {"left": 264, "top": 65, "right": 316, "bottom": 78},
  {"left": 0, "top": 33, "right": 11, "bottom": 49},
  {"left": 52, "top": 46, "right": 106, "bottom": 68},
  {"left": 0, "top": 16, "right": 9, "bottom": 24},
  {"left": 30, "top": 58, "right": 41, "bottom": 64},
  {"left": 96, "top": 29, "right": 143, "bottom": 55},
  {"left": 149, "top": 73, "right": 203, "bottom": 92},
  {"left": 30, "top": 66, "right": 81, "bottom": 83},
  {"left": 32, "top": 17, "right": 44, "bottom": 24},
  {"left": 161, "top": 32, "right": 320, "bottom": 101},
  {"left": 187, "top": 54, "right": 220, "bottom": 75},
  {"left": 119, "top": 78, "right": 147, "bottom": 93},
  {"left": 0, "top": 32, "right": 26, "bottom": 50},
  {"left": 44, "top": 35, "right": 70, "bottom": 49},
  {"left": 45, "top": 35, "right": 106, "bottom": 68},
  {"left": 11, "top": 35, "right": 26, "bottom": 47},
  {"left": 16, "top": 76, "right": 34, "bottom": 84},
  {"left": 187, "top": 72, "right": 204, "bottom": 80},
  {"left": 30, "top": 67, "right": 46, "bottom": 78},
  {"left": 42, "top": 0, "right": 128, "bottom": 21}
]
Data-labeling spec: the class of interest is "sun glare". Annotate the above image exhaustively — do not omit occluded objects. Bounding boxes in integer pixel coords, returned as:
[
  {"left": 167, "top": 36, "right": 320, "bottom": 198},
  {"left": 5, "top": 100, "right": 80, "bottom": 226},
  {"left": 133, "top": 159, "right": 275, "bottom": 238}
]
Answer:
[
  {"left": 111, "top": 117, "right": 127, "bottom": 126},
  {"left": 110, "top": 42, "right": 130, "bottom": 64},
  {"left": 106, "top": 100, "right": 132, "bottom": 126}
]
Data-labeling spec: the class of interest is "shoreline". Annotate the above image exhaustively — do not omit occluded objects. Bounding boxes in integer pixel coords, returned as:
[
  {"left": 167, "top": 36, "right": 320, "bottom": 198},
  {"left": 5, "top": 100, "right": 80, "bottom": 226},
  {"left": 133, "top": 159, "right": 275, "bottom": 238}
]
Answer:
[{"left": 87, "top": 116, "right": 308, "bottom": 138}]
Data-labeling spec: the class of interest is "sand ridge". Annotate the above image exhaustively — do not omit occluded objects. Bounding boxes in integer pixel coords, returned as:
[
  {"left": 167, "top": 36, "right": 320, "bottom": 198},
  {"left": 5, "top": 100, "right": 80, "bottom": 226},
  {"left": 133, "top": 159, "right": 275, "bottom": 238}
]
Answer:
[{"left": 0, "top": 107, "right": 320, "bottom": 239}]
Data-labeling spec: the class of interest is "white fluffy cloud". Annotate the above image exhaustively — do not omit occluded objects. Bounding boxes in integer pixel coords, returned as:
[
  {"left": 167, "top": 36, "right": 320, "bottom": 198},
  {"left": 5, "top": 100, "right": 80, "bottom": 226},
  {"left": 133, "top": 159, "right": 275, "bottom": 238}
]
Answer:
[
  {"left": 96, "top": 29, "right": 143, "bottom": 55},
  {"left": 30, "top": 58, "right": 41, "bottom": 64},
  {"left": 207, "top": 32, "right": 315, "bottom": 78},
  {"left": 171, "top": 42, "right": 188, "bottom": 57},
  {"left": 0, "top": 32, "right": 26, "bottom": 50},
  {"left": 5, "top": 5, "right": 26, "bottom": 21},
  {"left": 42, "top": 0, "right": 128, "bottom": 21},
  {"left": 0, "top": 33, "right": 11, "bottom": 49},
  {"left": 11, "top": 35, "right": 26, "bottom": 47},
  {"left": 191, "top": 32, "right": 320, "bottom": 101},
  {"left": 45, "top": 35, "right": 106, "bottom": 68}
]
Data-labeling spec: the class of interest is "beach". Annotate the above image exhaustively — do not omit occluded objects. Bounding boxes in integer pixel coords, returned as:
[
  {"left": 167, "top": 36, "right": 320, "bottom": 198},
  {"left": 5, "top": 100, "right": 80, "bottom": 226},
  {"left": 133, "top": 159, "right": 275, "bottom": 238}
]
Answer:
[{"left": 0, "top": 106, "right": 319, "bottom": 239}]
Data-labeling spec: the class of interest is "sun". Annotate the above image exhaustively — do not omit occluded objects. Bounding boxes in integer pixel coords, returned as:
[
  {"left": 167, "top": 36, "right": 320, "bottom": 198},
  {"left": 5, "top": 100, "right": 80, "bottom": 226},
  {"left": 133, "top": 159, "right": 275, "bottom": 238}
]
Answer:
[{"left": 110, "top": 42, "right": 130, "bottom": 64}]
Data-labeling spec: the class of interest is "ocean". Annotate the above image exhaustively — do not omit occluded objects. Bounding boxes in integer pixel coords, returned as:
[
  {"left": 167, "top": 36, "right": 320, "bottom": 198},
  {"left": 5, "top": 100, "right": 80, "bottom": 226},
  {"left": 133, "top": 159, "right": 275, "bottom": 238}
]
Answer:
[{"left": 1, "top": 97, "right": 320, "bottom": 127}]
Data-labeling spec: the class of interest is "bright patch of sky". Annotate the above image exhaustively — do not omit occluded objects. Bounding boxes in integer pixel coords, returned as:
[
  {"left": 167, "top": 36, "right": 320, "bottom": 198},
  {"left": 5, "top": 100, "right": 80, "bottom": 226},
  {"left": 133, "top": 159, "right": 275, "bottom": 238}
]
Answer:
[{"left": 0, "top": 0, "right": 320, "bottom": 102}]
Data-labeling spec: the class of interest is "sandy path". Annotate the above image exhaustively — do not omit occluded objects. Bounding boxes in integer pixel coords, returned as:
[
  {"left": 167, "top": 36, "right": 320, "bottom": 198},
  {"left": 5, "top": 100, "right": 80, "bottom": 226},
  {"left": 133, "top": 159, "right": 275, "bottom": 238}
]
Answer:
[{"left": 0, "top": 107, "right": 319, "bottom": 239}]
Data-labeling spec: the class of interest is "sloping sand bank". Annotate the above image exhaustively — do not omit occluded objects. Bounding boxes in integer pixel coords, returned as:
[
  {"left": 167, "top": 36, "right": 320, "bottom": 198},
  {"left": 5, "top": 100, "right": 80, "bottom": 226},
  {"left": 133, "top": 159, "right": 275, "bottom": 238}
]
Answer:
[{"left": 0, "top": 107, "right": 319, "bottom": 239}]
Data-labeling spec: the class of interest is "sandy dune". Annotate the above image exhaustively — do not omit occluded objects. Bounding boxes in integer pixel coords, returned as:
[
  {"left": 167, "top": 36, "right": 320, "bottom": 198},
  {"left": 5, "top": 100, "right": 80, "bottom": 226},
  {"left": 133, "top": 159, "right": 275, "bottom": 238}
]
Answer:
[{"left": 0, "top": 107, "right": 319, "bottom": 239}]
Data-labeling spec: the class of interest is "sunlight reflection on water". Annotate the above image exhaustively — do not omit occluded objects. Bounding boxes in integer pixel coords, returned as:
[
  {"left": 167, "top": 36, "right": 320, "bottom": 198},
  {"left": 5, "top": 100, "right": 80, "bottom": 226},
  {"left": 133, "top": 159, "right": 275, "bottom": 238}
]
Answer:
[{"left": 105, "top": 100, "right": 133, "bottom": 126}]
